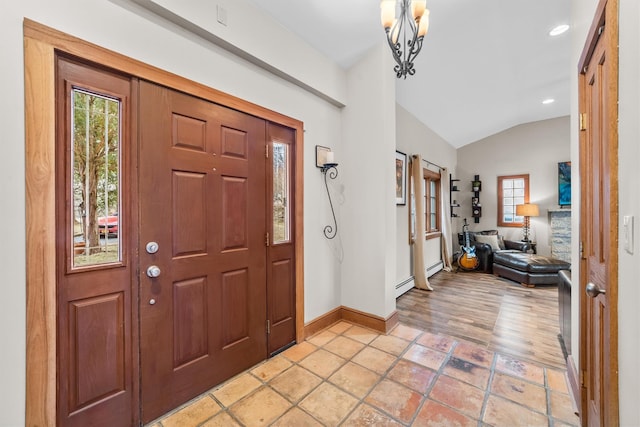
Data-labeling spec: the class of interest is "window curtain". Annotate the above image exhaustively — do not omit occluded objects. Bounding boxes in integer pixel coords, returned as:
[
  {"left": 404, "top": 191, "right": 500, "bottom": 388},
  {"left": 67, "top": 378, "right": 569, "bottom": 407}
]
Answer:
[
  {"left": 411, "top": 155, "right": 433, "bottom": 291},
  {"left": 440, "top": 168, "right": 454, "bottom": 271}
]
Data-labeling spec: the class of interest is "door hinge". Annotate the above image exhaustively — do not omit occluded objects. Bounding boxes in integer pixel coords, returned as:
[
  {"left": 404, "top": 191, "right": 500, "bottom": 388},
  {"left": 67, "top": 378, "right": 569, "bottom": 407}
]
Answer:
[
  {"left": 265, "top": 232, "right": 270, "bottom": 247},
  {"left": 265, "top": 144, "right": 269, "bottom": 159},
  {"left": 579, "top": 113, "right": 587, "bottom": 131},
  {"left": 266, "top": 320, "right": 271, "bottom": 334},
  {"left": 580, "top": 241, "right": 585, "bottom": 259},
  {"left": 580, "top": 369, "right": 585, "bottom": 387}
]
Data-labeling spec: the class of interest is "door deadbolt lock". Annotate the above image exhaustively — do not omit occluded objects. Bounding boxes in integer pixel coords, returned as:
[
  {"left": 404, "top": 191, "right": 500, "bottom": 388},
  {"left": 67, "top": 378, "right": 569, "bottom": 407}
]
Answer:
[
  {"left": 146, "top": 241, "right": 159, "bottom": 254},
  {"left": 146, "top": 265, "right": 161, "bottom": 278}
]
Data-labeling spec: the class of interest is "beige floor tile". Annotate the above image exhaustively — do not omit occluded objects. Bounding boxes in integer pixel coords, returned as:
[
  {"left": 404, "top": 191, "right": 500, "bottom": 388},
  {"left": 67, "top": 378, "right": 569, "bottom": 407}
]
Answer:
[
  {"left": 212, "top": 373, "right": 262, "bottom": 407},
  {"left": 547, "top": 368, "right": 569, "bottom": 393},
  {"left": 553, "top": 419, "right": 580, "bottom": 427},
  {"left": 323, "top": 335, "right": 366, "bottom": 359},
  {"left": 229, "top": 387, "right": 291, "bottom": 427},
  {"left": 370, "top": 334, "right": 411, "bottom": 356},
  {"left": 550, "top": 391, "right": 580, "bottom": 425},
  {"left": 342, "top": 403, "right": 404, "bottom": 426},
  {"left": 490, "top": 372, "right": 547, "bottom": 413},
  {"left": 483, "top": 395, "right": 548, "bottom": 427},
  {"left": 413, "top": 399, "right": 477, "bottom": 427},
  {"left": 299, "top": 348, "right": 346, "bottom": 378},
  {"left": 307, "top": 329, "right": 337, "bottom": 347},
  {"left": 365, "top": 379, "right": 423, "bottom": 424},
  {"left": 269, "top": 365, "right": 322, "bottom": 403},
  {"left": 271, "top": 407, "right": 323, "bottom": 426},
  {"left": 329, "top": 321, "right": 353, "bottom": 335},
  {"left": 402, "top": 343, "right": 447, "bottom": 371},
  {"left": 352, "top": 346, "right": 397, "bottom": 374},
  {"left": 389, "top": 324, "right": 423, "bottom": 341},
  {"left": 343, "top": 325, "right": 379, "bottom": 344},
  {"left": 200, "top": 411, "right": 242, "bottom": 427},
  {"left": 386, "top": 359, "right": 436, "bottom": 394},
  {"left": 250, "top": 356, "right": 292, "bottom": 382},
  {"left": 443, "top": 357, "right": 491, "bottom": 390},
  {"left": 299, "top": 382, "right": 359, "bottom": 425},
  {"left": 328, "top": 361, "right": 381, "bottom": 398},
  {"left": 452, "top": 340, "right": 494, "bottom": 369},
  {"left": 429, "top": 375, "right": 484, "bottom": 419},
  {"left": 416, "top": 331, "right": 456, "bottom": 353},
  {"left": 280, "top": 341, "right": 317, "bottom": 362},
  {"left": 495, "top": 354, "right": 544, "bottom": 385},
  {"left": 161, "top": 395, "right": 221, "bottom": 427}
]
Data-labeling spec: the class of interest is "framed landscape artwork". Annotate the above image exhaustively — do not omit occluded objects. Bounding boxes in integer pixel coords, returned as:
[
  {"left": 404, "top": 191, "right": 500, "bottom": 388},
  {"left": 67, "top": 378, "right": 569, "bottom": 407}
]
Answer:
[
  {"left": 558, "top": 161, "right": 571, "bottom": 206},
  {"left": 395, "top": 151, "right": 407, "bottom": 205}
]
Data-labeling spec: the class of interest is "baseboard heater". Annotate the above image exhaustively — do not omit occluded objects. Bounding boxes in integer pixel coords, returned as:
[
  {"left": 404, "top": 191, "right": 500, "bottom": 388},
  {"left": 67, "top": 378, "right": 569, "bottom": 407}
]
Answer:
[{"left": 395, "top": 261, "right": 444, "bottom": 297}]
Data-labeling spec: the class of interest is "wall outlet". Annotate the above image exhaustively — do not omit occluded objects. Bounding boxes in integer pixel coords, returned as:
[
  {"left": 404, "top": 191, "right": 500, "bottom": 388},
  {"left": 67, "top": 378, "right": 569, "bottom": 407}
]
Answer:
[{"left": 623, "top": 215, "right": 634, "bottom": 254}]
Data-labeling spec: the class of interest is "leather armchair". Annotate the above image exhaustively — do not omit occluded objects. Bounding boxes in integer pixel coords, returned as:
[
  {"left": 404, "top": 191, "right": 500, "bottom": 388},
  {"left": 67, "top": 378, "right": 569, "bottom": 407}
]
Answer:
[{"left": 458, "top": 230, "right": 532, "bottom": 273}]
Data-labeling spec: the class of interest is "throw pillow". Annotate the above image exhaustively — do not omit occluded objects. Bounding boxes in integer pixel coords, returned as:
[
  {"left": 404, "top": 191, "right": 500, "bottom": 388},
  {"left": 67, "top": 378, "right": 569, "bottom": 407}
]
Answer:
[
  {"left": 497, "top": 235, "right": 506, "bottom": 250},
  {"left": 475, "top": 234, "right": 502, "bottom": 251}
]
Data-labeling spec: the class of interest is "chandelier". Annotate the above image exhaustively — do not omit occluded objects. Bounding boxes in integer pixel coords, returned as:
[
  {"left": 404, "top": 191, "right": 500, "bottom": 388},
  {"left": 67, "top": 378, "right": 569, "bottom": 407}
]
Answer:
[{"left": 380, "top": 0, "right": 430, "bottom": 78}]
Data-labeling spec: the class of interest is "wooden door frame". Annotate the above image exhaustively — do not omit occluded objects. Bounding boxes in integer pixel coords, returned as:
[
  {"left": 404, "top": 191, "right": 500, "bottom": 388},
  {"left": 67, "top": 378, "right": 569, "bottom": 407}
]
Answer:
[
  {"left": 577, "top": 0, "right": 619, "bottom": 424},
  {"left": 24, "top": 19, "right": 305, "bottom": 426}
]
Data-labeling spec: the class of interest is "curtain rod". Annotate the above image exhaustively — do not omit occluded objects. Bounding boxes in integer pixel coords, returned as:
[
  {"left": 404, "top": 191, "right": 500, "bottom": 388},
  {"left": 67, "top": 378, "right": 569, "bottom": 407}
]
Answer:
[{"left": 416, "top": 156, "right": 444, "bottom": 170}]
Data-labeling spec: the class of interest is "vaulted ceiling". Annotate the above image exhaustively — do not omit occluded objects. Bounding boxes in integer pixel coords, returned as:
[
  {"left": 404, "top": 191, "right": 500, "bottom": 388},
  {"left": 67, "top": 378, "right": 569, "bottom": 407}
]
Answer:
[{"left": 247, "top": 0, "right": 571, "bottom": 147}]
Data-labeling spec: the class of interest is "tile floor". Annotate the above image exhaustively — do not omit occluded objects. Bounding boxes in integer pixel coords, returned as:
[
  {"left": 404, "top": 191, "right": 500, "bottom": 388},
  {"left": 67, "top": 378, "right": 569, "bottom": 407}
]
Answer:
[{"left": 148, "top": 322, "right": 579, "bottom": 426}]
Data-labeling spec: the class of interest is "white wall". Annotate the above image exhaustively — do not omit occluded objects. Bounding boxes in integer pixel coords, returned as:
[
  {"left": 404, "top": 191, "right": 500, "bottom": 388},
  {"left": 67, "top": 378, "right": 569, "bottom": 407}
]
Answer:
[
  {"left": 340, "top": 44, "right": 398, "bottom": 318},
  {"left": 456, "top": 117, "right": 570, "bottom": 257},
  {"left": 570, "top": 0, "right": 640, "bottom": 425},
  {"left": 616, "top": 0, "right": 640, "bottom": 424},
  {"left": 1, "top": 1, "right": 348, "bottom": 424},
  {"left": 395, "top": 105, "right": 457, "bottom": 285}
]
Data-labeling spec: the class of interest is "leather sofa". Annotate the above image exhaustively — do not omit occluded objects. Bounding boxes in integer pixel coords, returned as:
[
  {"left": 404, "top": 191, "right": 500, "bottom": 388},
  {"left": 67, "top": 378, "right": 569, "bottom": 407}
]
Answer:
[{"left": 457, "top": 230, "right": 532, "bottom": 273}]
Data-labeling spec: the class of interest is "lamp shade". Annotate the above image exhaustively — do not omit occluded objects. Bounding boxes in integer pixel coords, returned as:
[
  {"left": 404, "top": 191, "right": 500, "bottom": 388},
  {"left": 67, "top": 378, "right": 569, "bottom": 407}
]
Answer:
[{"left": 516, "top": 203, "right": 540, "bottom": 217}]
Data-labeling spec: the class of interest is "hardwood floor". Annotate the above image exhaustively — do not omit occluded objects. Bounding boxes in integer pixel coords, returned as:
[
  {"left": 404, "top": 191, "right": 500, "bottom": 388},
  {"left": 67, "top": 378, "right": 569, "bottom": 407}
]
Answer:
[{"left": 396, "top": 270, "right": 566, "bottom": 370}]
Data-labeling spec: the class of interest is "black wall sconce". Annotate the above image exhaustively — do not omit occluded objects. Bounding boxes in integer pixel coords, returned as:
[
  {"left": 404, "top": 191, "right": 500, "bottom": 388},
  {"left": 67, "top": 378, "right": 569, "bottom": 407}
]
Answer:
[{"left": 316, "top": 145, "right": 338, "bottom": 239}]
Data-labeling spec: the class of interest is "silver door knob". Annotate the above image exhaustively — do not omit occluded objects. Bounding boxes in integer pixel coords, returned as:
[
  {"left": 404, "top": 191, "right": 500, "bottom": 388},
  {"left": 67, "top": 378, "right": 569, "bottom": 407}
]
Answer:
[
  {"left": 146, "top": 241, "right": 159, "bottom": 254},
  {"left": 146, "top": 265, "right": 161, "bottom": 278},
  {"left": 586, "top": 282, "right": 606, "bottom": 298}
]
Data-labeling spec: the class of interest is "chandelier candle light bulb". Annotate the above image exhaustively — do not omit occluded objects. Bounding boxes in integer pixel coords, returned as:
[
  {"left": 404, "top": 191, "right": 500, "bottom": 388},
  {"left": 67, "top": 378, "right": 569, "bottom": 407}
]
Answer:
[{"left": 380, "top": 0, "right": 431, "bottom": 78}]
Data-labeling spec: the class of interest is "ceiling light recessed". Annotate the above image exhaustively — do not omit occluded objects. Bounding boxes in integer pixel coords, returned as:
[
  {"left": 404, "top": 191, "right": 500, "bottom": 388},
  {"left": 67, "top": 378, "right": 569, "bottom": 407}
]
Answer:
[
  {"left": 542, "top": 98, "right": 555, "bottom": 105},
  {"left": 549, "top": 24, "right": 570, "bottom": 36}
]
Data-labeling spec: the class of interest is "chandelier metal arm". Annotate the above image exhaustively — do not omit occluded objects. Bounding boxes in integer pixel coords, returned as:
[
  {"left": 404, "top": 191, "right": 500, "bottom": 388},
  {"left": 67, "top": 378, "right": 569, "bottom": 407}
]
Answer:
[{"left": 381, "top": 0, "right": 429, "bottom": 78}]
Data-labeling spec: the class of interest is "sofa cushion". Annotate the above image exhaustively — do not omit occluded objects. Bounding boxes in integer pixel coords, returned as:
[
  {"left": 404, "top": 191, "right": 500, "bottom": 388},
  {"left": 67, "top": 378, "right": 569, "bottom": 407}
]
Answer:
[
  {"left": 494, "top": 252, "right": 571, "bottom": 273},
  {"left": 475, "top": 234, "right": 501, "bottom": 251}
]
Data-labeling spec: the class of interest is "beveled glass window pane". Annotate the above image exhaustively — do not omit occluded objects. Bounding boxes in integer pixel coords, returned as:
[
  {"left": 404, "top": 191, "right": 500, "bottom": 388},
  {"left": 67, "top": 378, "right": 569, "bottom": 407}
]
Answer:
[
  {"left": 72, "top": 89, "right": 121, "bottom": 267},
  {"left": 273, "top": 142, "right": 290, "bottom": 243}
]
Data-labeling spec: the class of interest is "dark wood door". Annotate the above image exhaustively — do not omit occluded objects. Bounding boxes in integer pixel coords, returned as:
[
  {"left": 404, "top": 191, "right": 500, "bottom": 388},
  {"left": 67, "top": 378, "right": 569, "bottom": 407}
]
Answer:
[
  {"left": 55, "top": 58, "right": 137, "bottom": 426},
  {"left": 579, "top": 0, "right": 619, "bottom": 425},
  {"left": 139, "top": 81, "right": 268, "bottom": 422},
  {"left": 266, "top": 123, "right": 297, "bottom": 355}
]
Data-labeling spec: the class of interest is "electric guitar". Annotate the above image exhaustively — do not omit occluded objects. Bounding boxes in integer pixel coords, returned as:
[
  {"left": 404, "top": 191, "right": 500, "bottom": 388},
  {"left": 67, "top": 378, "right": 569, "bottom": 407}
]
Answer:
[{"left": 458, "top": 218, "right": 479, "bottom": 271}]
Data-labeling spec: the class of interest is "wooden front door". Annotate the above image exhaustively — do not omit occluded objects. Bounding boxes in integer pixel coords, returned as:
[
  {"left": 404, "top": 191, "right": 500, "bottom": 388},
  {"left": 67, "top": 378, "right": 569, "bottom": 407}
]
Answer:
[
  {"left": 138, "top": 81, "right": 268, "bottom": 422},
  {"left": 579, "top": 0, "right": 619, "bottom": 425}
]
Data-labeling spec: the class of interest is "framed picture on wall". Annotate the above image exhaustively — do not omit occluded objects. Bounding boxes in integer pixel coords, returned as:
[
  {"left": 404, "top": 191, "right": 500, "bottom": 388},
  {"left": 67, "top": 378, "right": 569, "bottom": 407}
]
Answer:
[
  {"left": 558, "top": 161, "right": 571, "bottom": 206},
  {"left": 395, "top": 151, "right": 407, "bottom": 205}
]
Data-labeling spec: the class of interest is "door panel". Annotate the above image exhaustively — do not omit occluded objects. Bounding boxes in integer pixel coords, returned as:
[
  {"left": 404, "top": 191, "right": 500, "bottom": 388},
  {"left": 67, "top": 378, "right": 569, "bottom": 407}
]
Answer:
[
  {"left": 139, "top": 81, "right": 267, "bottom": 422},
  {"left": 56, "top": 58, "right": 136, "bottom": 427},
  {"left": 267, "top": 123, "right": 297, "bottom": 355},
  {"left": 579, "top": 1, "right": 619, "bottom": 425}
]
